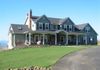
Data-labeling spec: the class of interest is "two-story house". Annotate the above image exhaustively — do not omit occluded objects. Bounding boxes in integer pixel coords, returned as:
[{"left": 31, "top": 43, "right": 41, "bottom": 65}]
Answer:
[{"left": 8, "top": 10, "right": 97, "bottom": 49}]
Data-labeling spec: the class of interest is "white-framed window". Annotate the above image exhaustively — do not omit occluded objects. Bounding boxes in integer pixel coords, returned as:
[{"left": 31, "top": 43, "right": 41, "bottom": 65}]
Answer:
[
  {"left": 60, "top": 25, "right": 62, "bottom": 29},
  {"left": 39, "top": 22, "right": 43, "bottom": 30},
  {"left": 69, "top": 25, "right": 72, "bottom": 32},
  {"left": 64, "top": 24, "right": 67, "bottom": 30},
  {"left": 85, "top": 26, "right": 90, "bottom": 32},
  {"left": 58, "top": 25, "right": 60, "bottom": 30},
  {"left": 45, "top": 23, "right": 49, "bottom": 30}
]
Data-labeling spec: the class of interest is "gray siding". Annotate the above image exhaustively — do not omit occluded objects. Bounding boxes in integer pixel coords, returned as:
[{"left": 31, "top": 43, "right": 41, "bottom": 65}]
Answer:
[
  {"left": 36, "top": 15, "right": 50, "bottom": 31},
  {"left": 15, "top": 34, "right": 25, "bottom": 46},
  {"left": 83, "top": 24, "right": 97, "bottom": 45}
]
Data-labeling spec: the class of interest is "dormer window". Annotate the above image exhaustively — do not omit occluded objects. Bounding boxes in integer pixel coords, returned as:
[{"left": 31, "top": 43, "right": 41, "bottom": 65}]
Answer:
[
  {"left": 39, "top": 22, "right": 43, "bottom": 30},
  {"left": 18, "top": 26, "right": 22, "bottom": 30},
  {"left": 58, "top": 25, "right": 60, "bottom": 30},
  {"left": 45, "top": 23, "right": 49, "bottom": 30},
  {"left": 85, "top": 27, "right": 90, "bottom": 32},
  {"left": 64, "top": 24, "right": 67, "bottom": 30},
  {"left": 69, "top": 25, "right": 72, "bottom": 32},
  {"left": 60, "top": 25, "right": 62, "bottom": 29}
]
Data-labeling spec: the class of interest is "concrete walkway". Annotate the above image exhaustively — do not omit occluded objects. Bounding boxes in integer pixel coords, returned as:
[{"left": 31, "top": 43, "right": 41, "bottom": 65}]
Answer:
[{"left": 52, "top": 46, "right": 100, "bottom": 70}]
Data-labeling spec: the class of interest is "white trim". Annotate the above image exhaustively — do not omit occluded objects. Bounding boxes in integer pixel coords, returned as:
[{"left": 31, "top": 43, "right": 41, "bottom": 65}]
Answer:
[
  {"left": 66, "top": 33, "right": 68, "bottom": 45},
  {"left": 8, "top": 33, "right": 14, "bottom": 49},
  {"left": 13, "top": 34, "right": 16, "bottom": 47},
  {"left": 29, "top": 33, "right": 31, "bottom": 45},
  {"left": 55, "top": 34, "right": 57, "bottom": 45},
  {"left": 76, "top": 35, "right": 78, "bottom": 45},
  {"left": 43, "top": 34, "right": 45, "bottom": 45}
]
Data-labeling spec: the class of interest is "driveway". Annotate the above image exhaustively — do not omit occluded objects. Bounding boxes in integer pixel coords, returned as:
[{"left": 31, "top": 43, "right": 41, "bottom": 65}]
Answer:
[{"left": 52, "top": 46, "right": 100, "bottom": 70}]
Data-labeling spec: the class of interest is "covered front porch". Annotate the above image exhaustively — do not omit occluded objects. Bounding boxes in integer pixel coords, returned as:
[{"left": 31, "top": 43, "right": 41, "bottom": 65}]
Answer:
[{"left": 24, "top": 30, "right": 87, "bottom": 46}]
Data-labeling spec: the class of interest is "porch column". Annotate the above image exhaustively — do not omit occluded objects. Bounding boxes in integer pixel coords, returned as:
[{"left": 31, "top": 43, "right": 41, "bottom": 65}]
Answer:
[
  {"left": 25, "top": 33, "right": 27, "bottom": 41},
  {"left": 85, "top": 35, "right": 87, "bottom": 45},
  {"left": 76, "top": 35, "right": 78, "bottom": 45},
  {"left": 66, "top": 33, "right": 68, "bottom": 45},
  {"left": 13, "top": 34, "right": 16, "bottom": 47},
  {"left": 55, "top": 33, "right": 57, "bottom": 45},
  {"left": 29, "top": 33, "right": 31, "bottom": 45},
  {"left": 43, "top": 34, "right": 45, "bottom": 45}
]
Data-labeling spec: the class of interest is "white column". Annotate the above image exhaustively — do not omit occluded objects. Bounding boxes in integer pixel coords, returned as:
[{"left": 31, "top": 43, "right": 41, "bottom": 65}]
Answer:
[
  {"left": 13, "top": 34, "right": 16, "bottom": 47},
  {"left": 25, "top": 34, "right": 27, "bottom": 41},
  {"left": 55, "top": 33, "right": 57, "bottom": 45},
  {"left": 85, "top": 35, "right": 87, "bottom": 45},
  {"left": 43, "top": 34, "right": 45, "bottom": 45},
  {"left": 66, "top": 33, "right": 68, "bottom": 45},
  {"left": 76, "top": 35, "right": 78, "bottom": 45},
  {"left": 29, "top": 33, "right": 31, "bottom": 45}
]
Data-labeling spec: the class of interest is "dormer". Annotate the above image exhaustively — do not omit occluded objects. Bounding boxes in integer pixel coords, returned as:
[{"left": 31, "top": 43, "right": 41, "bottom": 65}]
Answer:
[
  {"left": 35, "top": 15, "right": 50, "bottom": 31},
  {"left": 62, "top": 18, "right": 75, "bottom": 32}
]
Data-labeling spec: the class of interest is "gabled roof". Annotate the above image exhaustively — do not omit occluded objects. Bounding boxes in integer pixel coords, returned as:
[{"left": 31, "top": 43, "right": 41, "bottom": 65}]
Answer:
[
  {"left": 75, "top": 23, "right": 88, "bottom": 30},
  {"left": 10, "top": 24, "right": 32, "bottom": 34},
  {"left": 76, "top": 23, "right": 98, "bottom": 35},
  {"left": 31, "top": 15, "right": 73, "bottom": 25},
  {"left": 33, "top": 15, "right": 51, "bottom": 23}
]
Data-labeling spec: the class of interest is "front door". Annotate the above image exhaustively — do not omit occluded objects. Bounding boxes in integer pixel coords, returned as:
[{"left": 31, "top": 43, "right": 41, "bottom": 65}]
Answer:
[{"left": 57, "top": 34, "right": 66, "bottom": 45}]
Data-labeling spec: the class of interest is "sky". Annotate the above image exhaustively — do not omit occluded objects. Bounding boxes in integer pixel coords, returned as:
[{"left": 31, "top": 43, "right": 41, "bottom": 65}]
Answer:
[{"left": 0, "top": 0, "right": 100, "bottom": 41}]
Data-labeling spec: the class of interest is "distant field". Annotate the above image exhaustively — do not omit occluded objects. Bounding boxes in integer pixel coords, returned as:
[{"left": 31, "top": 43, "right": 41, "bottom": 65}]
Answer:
[{"left": 0, "top": 46, "right": 86, "bottom": 70}]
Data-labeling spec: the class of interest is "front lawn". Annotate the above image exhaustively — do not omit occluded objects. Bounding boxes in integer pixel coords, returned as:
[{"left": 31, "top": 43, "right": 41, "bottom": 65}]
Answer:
[{"left": 0, "top": 46, "right": 85, "bottom": 69}]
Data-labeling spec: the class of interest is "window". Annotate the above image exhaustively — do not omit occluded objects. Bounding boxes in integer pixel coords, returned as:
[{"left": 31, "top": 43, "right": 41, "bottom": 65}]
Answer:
[
  {"left": 39, "top": 22, "right": 43, "bottom": 30},
  {"left": 85, "top": 27, "right": 90, "bottom": 32},
  {"left": 45, "top": 23, "right": 49, "bottom": 30},
  {"left": 69, "top": 25, "right": 72, "bottom": 32},
  {"left": 60, "top": 25, "right": 62, "bottom": 29},
  {"left": 67, "top": 25, "right": 69, "bottom": 31},
  {"left": 58, "top": 25, "right": 60, "bottom": 30},
  {"left": 53, "top": 25, "right": 56, "bottom": 30},
  {"left": 64, "top": 24, "right": 67, "bottom": 30}
]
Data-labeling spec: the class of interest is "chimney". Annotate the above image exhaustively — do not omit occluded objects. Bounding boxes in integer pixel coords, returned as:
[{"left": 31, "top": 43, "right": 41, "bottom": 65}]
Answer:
[{"left": 28, "top": 9, "right": 32, "bottom": 29}]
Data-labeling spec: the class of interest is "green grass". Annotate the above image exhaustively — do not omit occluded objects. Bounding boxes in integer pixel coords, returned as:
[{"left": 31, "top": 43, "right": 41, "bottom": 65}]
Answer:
[{"left": 0, "top": 46, "right": 85, "bottom": 70}]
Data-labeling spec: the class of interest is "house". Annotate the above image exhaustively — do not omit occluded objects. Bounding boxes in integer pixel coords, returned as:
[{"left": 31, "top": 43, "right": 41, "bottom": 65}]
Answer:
[{"left": 8, "top": 10, "right": 97, "bottom": 49}]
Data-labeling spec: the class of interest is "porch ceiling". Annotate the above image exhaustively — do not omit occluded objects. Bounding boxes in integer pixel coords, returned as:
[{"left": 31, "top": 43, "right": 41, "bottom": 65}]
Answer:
[
  {"left": 30, "top": 30, "right": 85, "bottom": 35},
  {"left": 68, "top": 32, "right": 85, "bottom": 35}
]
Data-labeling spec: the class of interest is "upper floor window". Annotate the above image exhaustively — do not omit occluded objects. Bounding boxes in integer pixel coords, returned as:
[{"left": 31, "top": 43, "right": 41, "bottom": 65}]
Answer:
[
  {"left": 69, "top": 25, "right": 72, "bottom": 32},
  {"left": 45, "top": 23, "right": 49, "bottom": 30},
  {"left": 60, "top": 25, "right": 62, "bottom": 29},
  {"left": 58, "top": 25, "right": 60, "bottom": 30},
  {"left": 39, "top": 22, "right": 43, "bottom": 30},
  {"left": 63, "top": 24, "right": 67, "bottom": 30},
  {"left": 85, "top": 27, "right": 90, "bottom": 32}
]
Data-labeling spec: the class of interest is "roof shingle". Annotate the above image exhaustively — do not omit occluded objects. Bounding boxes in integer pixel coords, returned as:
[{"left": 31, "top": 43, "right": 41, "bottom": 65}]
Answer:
[{"left": 10, "top": 24, "right": 32, "bottom": 33}]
